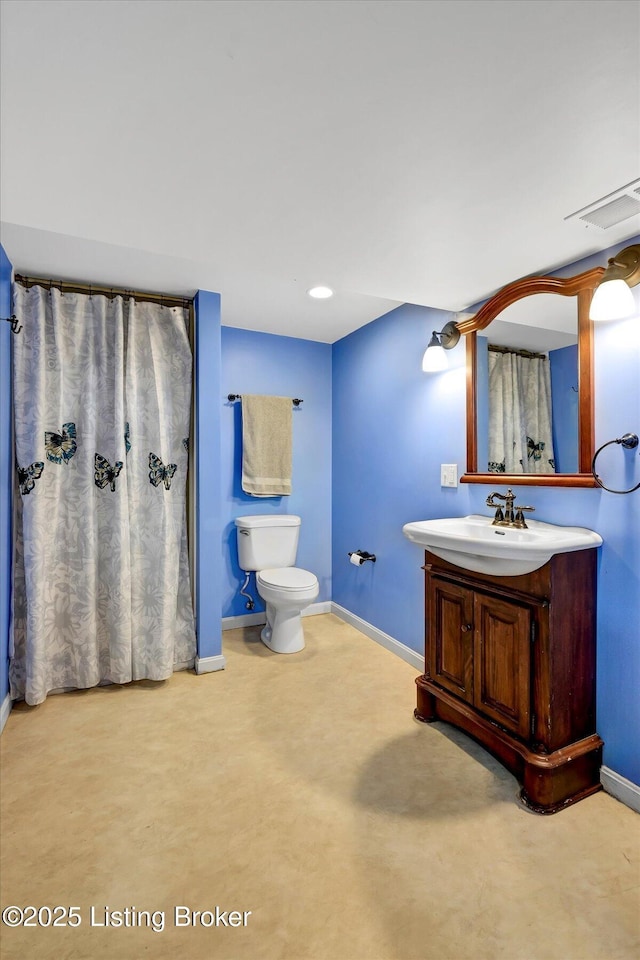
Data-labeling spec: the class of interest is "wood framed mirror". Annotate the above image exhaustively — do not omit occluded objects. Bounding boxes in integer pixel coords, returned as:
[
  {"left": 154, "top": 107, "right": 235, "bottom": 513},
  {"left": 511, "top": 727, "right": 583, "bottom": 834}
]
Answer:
[{"left": 459, "top": 267, "right": 604, "bottom": 487}]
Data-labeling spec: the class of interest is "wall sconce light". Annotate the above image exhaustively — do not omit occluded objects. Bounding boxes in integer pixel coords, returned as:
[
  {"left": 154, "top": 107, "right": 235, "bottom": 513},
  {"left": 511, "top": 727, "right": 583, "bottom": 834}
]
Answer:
[
  {"left": 422, "top": 320, "right": 460, "bottom": 372},
  {"left": 589, "top": 243, "right": 640, "bottom": 321}
]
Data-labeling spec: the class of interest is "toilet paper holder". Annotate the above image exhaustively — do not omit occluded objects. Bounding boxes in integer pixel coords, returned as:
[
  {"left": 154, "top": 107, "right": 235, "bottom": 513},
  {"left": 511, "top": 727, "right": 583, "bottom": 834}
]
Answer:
[{"left": 348, "top": 550, "right": 377, "bottom": 565}]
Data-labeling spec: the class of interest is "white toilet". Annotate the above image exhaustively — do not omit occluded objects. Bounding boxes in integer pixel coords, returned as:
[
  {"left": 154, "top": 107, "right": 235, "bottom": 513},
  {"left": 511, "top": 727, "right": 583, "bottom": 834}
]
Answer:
[{"left": 235, "top": 514, "right": 319, "bottom": 654}]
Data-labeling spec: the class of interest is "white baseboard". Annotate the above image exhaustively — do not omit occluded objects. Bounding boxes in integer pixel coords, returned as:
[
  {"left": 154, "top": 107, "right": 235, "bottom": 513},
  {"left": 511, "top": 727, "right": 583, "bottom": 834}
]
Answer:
[
  {"left": 195, "top": 654, "right": 227, "bottom": 675},
  {"left": 222, "top": 600, "right": 332, "bottom": 632},
  {"left": 330, "top": 602, "right": 424, "bottom": 672},
  {"left": 0, "top": 692, "right": 11, "bottom": 734},
  {"left": 601, "top": 766, "right": 640, "bottom": 814},
  {"left": 307, "top": 601, "right": 332, "bottom": 616},
  {"left": 223, "top": 611, "right": 266, "bottom": 630}
]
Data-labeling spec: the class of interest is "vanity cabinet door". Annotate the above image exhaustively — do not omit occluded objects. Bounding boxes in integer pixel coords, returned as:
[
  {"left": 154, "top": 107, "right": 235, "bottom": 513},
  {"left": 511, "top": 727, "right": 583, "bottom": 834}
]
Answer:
[
  {"left": 427, "top": 569, "right": 533, "bottom": 741},
  {"left": 473, "top": 593, "right": 532, "bottom": 741},
  {"left": 426, "top": 577, "right": 474, "bottom": 702}
]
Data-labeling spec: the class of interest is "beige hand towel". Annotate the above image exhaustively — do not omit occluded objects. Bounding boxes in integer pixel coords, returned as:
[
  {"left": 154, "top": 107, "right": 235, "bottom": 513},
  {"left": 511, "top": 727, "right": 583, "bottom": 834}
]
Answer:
[{"left": 241, "top": 394, "right": 293, "bottom": 497}]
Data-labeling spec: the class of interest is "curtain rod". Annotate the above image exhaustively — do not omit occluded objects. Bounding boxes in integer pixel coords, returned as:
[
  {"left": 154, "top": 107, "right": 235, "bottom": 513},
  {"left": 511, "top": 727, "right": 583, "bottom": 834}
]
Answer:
[
  {"left": 14, "top": 274, "right": 193, "bottom": 310},
  {"left": 488, "top": 344, "right": 547, "bottom": 360}
]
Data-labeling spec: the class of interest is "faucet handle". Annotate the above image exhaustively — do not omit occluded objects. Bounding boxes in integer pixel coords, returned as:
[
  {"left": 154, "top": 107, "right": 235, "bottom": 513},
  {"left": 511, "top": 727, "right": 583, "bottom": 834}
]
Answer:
[{"left": 514, "top": 505, "right": 535, "bottom": 527}]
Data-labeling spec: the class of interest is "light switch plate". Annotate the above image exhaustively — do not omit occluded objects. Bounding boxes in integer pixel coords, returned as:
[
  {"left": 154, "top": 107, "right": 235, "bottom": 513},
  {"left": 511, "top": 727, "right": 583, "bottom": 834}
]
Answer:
[{"left": 440, "top": 463, "right": 458, "bottom": 487}]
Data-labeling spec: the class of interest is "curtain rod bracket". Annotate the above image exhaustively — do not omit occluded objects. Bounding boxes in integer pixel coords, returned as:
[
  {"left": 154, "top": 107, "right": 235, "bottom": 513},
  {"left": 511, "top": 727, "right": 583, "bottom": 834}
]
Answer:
[{"left": 2, "top": 314, "right": 22, "bottom": 334}]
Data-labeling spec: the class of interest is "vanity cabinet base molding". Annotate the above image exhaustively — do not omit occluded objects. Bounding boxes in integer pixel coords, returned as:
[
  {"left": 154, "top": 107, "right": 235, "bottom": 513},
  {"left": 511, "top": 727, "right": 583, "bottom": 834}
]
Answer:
[{"left": 416, "top": 549, "right": 603, "bottom": 814}]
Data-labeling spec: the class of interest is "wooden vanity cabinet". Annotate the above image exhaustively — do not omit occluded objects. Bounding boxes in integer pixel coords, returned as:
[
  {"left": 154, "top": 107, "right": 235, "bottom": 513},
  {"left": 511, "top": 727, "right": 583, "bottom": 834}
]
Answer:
[{"left": 416, "top": 549, "right": 603, "bottom": 813}]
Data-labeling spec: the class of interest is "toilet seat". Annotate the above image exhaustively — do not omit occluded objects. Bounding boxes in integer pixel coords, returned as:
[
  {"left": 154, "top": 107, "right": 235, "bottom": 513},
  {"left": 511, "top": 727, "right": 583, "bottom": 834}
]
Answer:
[{"left": 257, "top": 567, "right": 318, "bottom": 591}]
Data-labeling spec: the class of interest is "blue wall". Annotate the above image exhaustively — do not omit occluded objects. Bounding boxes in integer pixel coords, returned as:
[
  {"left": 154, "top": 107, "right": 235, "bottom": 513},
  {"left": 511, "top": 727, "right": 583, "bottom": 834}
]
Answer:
[
  {"left": 220, "top": 327, "right": 332, "bottom": 617},
  {"left": 194, "top": 291, "right": 223, "bottom": 661},
  {"left": 332, "top": 303, "right": 470, "bottom": 649},
  {"left": 332, "top": 240, "right": 640, "bottom": 786},
  {"left": 0, "top": 246, "right": 12, "bottom": 715},
  {"left": 550, "top": 343, "right": 578, "bottom": 473}
]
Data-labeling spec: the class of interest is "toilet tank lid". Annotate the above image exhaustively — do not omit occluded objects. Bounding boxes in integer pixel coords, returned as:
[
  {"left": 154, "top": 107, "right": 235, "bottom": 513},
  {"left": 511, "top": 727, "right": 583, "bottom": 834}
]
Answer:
[{"left": 234, "top": 515, "right": 301, "bottom": 528}]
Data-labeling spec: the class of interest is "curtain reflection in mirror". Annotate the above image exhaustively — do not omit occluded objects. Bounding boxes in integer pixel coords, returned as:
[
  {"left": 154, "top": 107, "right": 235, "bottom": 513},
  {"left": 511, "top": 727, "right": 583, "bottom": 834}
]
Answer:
[{"left": 486, "top": 346, "right": 556, "bottom": 474}]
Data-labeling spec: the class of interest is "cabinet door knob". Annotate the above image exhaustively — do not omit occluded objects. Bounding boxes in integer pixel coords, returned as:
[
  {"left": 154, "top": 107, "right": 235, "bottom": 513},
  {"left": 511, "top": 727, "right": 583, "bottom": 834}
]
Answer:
[{"left": 461, "top": 623, "right": 473, "bottom": 632}]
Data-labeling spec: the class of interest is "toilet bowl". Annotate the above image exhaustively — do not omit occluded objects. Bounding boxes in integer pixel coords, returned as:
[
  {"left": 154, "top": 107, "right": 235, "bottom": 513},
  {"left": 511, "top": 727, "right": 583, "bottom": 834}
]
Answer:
[{"left": 256, "top": 567, "right": 319, "bottom": 654}]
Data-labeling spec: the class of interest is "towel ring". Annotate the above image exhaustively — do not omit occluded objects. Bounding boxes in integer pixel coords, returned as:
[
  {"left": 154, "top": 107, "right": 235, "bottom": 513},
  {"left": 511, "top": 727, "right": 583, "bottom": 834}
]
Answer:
[{"left": 591, "top": 433, "right": 640, "bottom": 494}]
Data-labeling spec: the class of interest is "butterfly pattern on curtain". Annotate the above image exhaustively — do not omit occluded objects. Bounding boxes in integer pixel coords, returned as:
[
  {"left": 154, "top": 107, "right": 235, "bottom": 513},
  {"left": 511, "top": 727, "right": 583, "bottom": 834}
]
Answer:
[
  {"left": 520, "top": 436, "right": 555, "bottom": 471},
  {"left": 148, "top": 452, "right": 177, "bottom": 490},
  {"left": 11, "top": 283, "right": 196, "bottom": 706},
  {"left": 17, "top": 461, "right": 44, "bottom": 495},
  {"left": 45, "top": 422, "right": 77, "bottom": 464},
  {"left": 94, "top": 453, "right": 123, "bottom": 491},
  {"left": 19, "top": 445, "right": 185, "bottom": 494}
]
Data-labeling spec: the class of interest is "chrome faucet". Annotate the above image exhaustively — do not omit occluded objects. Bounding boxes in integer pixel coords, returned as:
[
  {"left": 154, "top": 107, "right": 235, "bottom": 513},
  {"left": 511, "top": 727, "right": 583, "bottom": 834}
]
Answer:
[{"left": 486, "top": 488, "right": 535, "bottom": 529}]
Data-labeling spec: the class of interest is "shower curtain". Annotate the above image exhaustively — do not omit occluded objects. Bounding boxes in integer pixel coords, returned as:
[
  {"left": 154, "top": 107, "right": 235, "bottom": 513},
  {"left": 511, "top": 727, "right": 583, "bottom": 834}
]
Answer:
[
  {"left": 487, "top": 349, "right": 556, "bottom": 474},
  {"left": 10, "top": 283, "right": 196, "bottom": 706}
]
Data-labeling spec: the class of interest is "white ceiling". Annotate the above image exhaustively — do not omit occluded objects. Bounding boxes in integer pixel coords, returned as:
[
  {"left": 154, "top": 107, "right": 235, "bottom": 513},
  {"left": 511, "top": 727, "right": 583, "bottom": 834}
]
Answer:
[{"left": 1, "top": 0, "right": 639, "bottom": 343}]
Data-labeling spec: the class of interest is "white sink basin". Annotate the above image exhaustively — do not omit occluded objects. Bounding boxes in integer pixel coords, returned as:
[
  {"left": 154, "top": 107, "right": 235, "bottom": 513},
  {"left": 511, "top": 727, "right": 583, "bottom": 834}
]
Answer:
[{"left": 402, "top": 514, "right": 602, "bottom": 576}]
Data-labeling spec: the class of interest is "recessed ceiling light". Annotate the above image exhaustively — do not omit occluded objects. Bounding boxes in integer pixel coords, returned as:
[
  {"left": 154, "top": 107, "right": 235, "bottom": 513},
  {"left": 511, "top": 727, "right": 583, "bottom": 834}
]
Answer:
[{"left": 307, "top": 285, "right": 334, "bottom": 299}]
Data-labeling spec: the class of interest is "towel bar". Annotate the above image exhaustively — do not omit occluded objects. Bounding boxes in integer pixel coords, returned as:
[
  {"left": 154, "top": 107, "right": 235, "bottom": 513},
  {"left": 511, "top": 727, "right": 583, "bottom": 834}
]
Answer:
[{"left": 227, "top": 394, "right": 303, "bottom": 406}]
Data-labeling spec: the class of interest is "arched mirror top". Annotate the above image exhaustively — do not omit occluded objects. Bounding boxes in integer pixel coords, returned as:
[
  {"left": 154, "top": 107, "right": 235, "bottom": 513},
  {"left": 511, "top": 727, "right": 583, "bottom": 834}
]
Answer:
[
  {"left": 460, "top": 266, "right": 605, "bottom": 487},
  {"left": 456, "top": 268, "right": 604, "bottom": 335}
]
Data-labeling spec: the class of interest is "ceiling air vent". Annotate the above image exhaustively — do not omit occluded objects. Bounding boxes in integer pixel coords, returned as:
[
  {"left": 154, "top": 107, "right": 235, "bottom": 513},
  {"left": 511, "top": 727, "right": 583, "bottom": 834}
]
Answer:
[{"left": 565, "top": 178, "right": 640, "bottom": 230}]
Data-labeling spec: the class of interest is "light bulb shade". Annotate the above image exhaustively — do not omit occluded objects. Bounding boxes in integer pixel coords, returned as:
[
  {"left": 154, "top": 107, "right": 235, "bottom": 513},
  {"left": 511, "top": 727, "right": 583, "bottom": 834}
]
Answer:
[
  {"left": 589, "top": 278, "right": 636, "bottom": 322},
  {"left": 421, "top": 321, "right": 460, "bottom": 372},
  {"left": 589, "top": 243, "right": 640, "bottom": 321},
  {"left": 422, "top": 342, "right": 448, "bottom": 372}
]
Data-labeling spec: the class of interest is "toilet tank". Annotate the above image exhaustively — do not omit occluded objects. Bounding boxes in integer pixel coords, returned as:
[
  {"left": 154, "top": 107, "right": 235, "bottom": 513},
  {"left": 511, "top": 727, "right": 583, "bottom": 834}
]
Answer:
[{"left": 235, "top": 515, "right": 301, "bottom": 571}]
